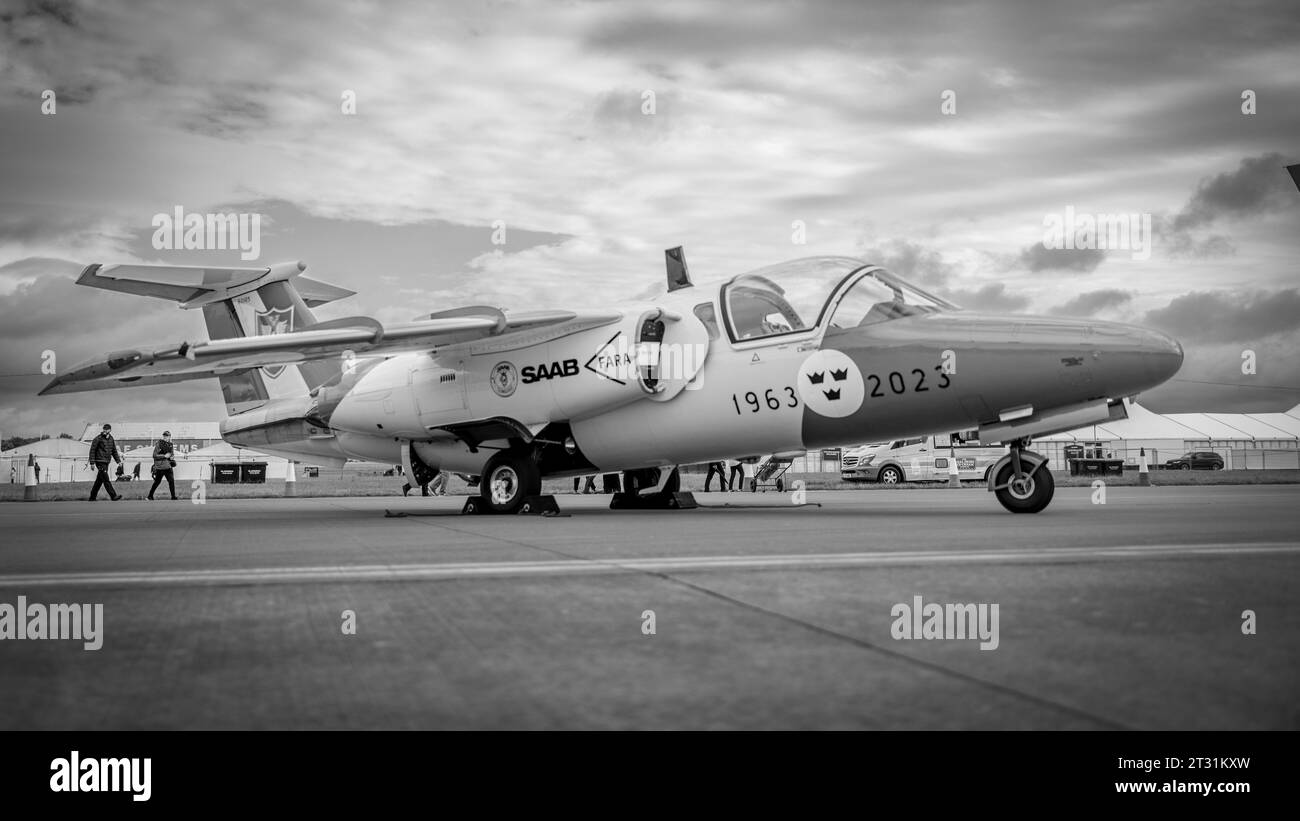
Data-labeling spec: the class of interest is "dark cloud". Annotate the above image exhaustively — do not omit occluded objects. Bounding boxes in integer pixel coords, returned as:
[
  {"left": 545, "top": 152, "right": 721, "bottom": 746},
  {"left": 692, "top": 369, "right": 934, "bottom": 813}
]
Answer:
[
  {"left": 1157, "top": 229, "right": 1236, "bottom": 258},
  {"left": 0, "top": 258, "right": 198, "bottom": 347},
  {"left": 1018, "top": 242, "right": 1106, "bottom": 273},
  {"left": 1172, "top": 152, "right": 1295, "bottom": 231},
  {"left": 177, "top": 88, "right": 274, "bottom": 139},
  {"left": 0, "top": 258, "right": 215, "bottom": 434},
  {"left": 1156, "top": 152, "right": 1297, "bottom": 257},
  {"left": 858, "top": 239, "right": 957, "bottom": 290},
  {"left": 946, "top": 282, "right": 1029, "bottom": 313},
  {"left": 585, "top": 1, "right": 1300, "bottom": 102},
  {"left": 1049, "top": 289, "right": 1133, "bottom": 317},
  {"left": 2, "top": 1, "right": 80, "bottom": 30},
  {"left": 1144, "top": 288, "right": 1300, "bottom": 343},
  {"left": 1140, "top": 334, "right": 1300, "bottom": 413},
  {"left": 0, "top": 260, "right": 108, "bottom": 341},
  {"left": 118, "top": 198, "right": 571, "bottom": 288}
]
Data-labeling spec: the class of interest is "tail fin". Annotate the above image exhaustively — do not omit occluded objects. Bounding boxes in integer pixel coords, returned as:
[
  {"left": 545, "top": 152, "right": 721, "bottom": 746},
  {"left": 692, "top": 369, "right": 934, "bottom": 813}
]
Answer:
[{"left": 76, "top": 261, "right": 355, "bottom": 414}]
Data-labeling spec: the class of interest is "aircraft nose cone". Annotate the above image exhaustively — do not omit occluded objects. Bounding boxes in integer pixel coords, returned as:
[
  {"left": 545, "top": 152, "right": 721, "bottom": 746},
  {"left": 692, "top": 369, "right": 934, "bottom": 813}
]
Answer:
[
  {"left": 1135, "top": 327, "right": 1183, "bottom": 383},
  {"left": 1087, "top": 321, "right": 1183, "bottom": 394}
]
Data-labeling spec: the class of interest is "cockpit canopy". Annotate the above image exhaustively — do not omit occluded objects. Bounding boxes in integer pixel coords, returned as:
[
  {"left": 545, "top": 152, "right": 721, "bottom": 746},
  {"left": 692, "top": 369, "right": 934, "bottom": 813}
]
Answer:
[{"left": 721, "top": 256, "right": 956, "bottom": 343}]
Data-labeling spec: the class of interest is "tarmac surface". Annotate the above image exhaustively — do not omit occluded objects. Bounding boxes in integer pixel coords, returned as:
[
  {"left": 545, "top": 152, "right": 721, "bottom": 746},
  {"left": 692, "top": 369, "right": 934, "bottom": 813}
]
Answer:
[{"left": 1, "top": 485, "right": 1297, "bottom": 729}]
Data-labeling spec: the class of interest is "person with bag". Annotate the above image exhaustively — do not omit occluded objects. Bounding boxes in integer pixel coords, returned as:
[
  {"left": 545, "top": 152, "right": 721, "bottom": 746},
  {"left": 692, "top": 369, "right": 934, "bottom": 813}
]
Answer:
[
  {"left": 147, "top": 430, "right": 178, "bottom": 500},
  {"left": 88, "top": 423, "right": 123, "bottom": 501}
]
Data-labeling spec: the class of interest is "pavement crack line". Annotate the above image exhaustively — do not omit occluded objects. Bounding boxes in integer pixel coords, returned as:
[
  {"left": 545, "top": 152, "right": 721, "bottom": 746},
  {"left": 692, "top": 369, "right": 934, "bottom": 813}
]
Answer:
[
  {"left": 393, "top": 516, "right": 1136, "bottom": 729},
  {"left": 642, "top": 569, "right": 1133, "bottom": 731}
]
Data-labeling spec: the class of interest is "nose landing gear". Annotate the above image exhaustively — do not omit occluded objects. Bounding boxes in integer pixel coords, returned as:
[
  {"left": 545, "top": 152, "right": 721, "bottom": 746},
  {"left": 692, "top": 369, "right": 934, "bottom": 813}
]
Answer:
[{"left": 988, "top": 439, "right": 1055, "bottom": 514}]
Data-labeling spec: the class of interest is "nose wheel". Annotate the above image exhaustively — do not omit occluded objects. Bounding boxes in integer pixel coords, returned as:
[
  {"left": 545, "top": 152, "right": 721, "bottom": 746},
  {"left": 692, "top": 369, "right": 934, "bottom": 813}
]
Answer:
[{"left": 990, "top": 441, "right": 1054, "bottom": 514}]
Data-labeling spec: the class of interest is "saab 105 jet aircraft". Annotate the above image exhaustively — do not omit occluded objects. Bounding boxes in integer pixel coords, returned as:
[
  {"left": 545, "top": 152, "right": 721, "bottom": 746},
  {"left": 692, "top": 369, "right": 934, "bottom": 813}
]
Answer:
[{"left": 42, "top": 251, "right": 1183, "bottom": 513}]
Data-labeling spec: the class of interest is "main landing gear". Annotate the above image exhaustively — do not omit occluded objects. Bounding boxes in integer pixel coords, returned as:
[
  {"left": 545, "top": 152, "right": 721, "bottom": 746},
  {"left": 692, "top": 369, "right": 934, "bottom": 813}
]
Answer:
[
  {"left": 475, "top": 449, "right": 542, "bottom": 515},
  {"left": 988, "top": 439, "right": 1055, "bottom": 514}
]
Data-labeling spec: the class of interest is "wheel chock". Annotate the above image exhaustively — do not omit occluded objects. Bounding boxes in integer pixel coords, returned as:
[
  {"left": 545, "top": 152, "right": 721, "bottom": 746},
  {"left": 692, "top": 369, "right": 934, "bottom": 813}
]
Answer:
[
  {"left": 519, "top": 495, "right": 561, "bottom": 515},
  {"left": 609, "top": 491, "right": 698, "bottom": 510}
]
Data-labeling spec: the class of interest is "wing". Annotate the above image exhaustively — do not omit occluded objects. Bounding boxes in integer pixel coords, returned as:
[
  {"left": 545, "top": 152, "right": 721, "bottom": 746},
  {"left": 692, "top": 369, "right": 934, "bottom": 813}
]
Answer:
[{"left": 40, "top": 308, "right": 621, "bottom": 395}]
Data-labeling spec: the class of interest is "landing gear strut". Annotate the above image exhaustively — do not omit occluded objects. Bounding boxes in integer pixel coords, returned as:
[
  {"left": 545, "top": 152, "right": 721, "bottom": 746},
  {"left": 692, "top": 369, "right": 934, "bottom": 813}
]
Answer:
[{"left": 989, "top": 439, "right": 1054, "bottom": 514}]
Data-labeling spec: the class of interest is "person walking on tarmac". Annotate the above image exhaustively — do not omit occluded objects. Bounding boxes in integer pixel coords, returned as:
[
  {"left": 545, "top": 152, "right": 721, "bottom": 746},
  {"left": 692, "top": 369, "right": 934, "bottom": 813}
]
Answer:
[
  {"left": 147, "top": 430, "right": 178, "bottom": 500},
  {"left": 88, "top": 423, "right": 123, "bottom": 501}
]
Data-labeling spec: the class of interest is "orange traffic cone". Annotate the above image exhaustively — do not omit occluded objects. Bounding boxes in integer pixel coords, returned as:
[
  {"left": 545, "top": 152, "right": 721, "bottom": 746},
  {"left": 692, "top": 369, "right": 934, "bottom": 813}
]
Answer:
[{"left": 23, "top": 454, "right": 37, "bottom": 501}]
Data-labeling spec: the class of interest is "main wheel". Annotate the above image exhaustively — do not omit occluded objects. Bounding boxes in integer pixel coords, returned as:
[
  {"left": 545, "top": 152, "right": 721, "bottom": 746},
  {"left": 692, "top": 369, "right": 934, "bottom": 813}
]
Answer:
[
  {"left": 479, "top": 451, "right": 540, "bottom": 514},
  {"left": 992, "top": 461, "right": 1054, "bottom": 514},
  {"left": 878, "top": 465, "right": 904, "bottom": 485}
]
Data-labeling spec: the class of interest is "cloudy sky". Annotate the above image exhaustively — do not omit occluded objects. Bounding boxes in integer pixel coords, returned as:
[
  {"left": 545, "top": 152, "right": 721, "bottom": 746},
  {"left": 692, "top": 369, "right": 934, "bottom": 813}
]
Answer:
[{"left": 2, "top": 0, "right": 1298, "bottom": 437}]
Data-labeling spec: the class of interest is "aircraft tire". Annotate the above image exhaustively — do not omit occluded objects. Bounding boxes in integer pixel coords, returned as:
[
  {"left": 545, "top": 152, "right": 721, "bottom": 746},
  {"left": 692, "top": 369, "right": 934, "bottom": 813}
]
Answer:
[
  {"left": 480, "top": 451, "right": 540, "bottom": 514},
  {"left": 992, "top": 461, "right": 1054, "bottom": 514}
]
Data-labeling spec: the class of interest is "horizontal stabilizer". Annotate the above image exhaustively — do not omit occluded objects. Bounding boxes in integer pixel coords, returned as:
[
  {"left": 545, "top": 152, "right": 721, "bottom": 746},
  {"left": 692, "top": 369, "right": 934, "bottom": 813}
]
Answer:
[{"left": 75, "top": 261, "right": 355, "bottom": 308}]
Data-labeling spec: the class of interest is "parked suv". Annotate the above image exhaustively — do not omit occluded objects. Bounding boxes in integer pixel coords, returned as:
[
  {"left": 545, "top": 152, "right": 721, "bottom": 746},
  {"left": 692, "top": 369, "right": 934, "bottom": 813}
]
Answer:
[{"left": 1164, "top": 451, "right": 1224, "bottom": 470}]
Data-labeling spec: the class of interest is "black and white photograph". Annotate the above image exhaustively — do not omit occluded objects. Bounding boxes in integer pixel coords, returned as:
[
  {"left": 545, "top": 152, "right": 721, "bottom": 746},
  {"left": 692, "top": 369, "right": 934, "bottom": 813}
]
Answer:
[{"left": 1, "top": 0, "right": 1297, "bottom": 800}]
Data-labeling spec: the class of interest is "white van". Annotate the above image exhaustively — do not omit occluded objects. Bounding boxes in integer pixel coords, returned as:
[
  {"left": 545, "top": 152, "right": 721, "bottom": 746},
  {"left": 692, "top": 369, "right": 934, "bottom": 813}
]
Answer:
[{"left": 840, "top": 431, "right": 1007, "bottom": 485}]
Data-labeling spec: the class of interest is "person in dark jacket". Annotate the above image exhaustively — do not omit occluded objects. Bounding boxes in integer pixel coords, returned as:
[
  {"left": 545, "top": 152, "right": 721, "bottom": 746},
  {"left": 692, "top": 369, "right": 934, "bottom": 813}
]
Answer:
[
  {"left": 147, "top": 431, "right": 178, "bottom": 500},
  {"left": 88, "top": 423, "right": 123, "bottom": 501}
]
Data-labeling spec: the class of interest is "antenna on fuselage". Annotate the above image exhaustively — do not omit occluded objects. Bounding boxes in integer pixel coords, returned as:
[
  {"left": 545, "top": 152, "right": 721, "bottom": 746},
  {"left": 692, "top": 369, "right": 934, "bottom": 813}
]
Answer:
[{"left": 665, "top": 246, "right": 693, "bottom": 291}]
